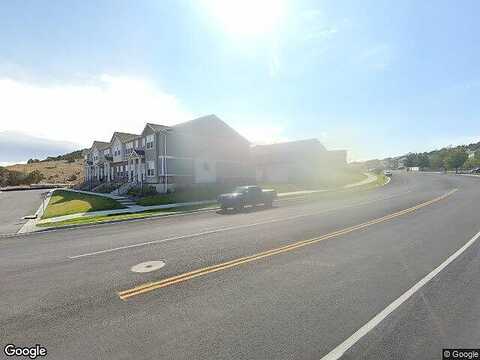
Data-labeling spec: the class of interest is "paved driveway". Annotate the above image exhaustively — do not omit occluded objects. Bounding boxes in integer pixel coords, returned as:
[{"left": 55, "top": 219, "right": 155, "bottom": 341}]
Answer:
[{"left": 0, "top": 189, "right": 45, "bottom": 234}]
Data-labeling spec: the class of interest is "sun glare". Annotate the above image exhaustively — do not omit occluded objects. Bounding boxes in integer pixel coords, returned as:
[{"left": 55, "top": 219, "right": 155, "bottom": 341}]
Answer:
[{"left": 203, "top": 0, "right": 286, "bottom": 36}]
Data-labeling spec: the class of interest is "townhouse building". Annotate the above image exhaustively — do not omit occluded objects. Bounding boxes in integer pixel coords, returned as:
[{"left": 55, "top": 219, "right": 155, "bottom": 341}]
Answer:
[
  {"left": 84, "top": 115, "right": 254, "bottom": 193},
  {"left": 251, "top": 139, "right": 347, "bottom": 183}
]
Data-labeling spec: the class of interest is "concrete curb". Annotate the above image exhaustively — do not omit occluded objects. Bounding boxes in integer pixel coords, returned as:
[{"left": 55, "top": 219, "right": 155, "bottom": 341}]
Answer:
[
  {"left": 37, "top": 199, "right": 217, "bottom": 224},
  {"left": 17, "top": 189, "right": 54, "bottom": 234},
  {"left": 343, "top": 172, "right": 377, "bottom": 189},
  {"left": 7, "top": 172, "right": 386, "bottom": 236}
]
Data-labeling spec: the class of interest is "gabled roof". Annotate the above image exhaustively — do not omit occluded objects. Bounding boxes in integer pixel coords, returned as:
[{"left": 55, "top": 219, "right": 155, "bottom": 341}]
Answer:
[
  {"left": 251, "top": 139, "right": 327, "bottom": 156},
  {"left": 91, "top": 140, "right": 111, "bottom": 151},
  {"left": 140, "top": 123, "right": 172, "bottom": 136},
  {"left": 146, "top": 123, "right": 172, "bottom": 132},
  {"left": 173, "top": 114, "right": 250, "bottom": 144},
  {"left": 110, "top": 132, "right": 139, "bottom": 144}
]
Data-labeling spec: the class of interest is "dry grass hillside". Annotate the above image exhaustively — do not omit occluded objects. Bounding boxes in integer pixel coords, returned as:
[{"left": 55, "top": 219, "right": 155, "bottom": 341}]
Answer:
[{"left": 6, "top": 159, "right": 84, "bottom": 185}]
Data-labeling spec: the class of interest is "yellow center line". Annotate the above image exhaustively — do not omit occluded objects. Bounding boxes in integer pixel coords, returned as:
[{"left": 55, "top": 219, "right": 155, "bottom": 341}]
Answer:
[{"left": 118, "top": 188, "right": 458, "bottom": 300}]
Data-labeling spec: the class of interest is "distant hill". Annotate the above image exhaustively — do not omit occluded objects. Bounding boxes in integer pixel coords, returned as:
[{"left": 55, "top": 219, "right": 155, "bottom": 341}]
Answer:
[
  {"left": 402, "top": 140, "right": 479, "bottom": 159},
  {"left": 3, "top": 148, "right": 86, "bottom": 186},
  {"left": 26, "top": 149, "right": 86, "bottom": 164},
  {"left": 363, "top": 139, "right": 480, "bottom": 171},
  {"left": 6, "top": 158, "right": 84, "bottom": 185},
  {"left": 0, "top": 131, "right": 80, "bottom": 165}
]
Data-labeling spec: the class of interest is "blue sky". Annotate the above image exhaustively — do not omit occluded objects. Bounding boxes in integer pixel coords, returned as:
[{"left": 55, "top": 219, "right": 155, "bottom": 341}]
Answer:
[{"left": 0, "top": 0, "right": 479, "bottom": 161}]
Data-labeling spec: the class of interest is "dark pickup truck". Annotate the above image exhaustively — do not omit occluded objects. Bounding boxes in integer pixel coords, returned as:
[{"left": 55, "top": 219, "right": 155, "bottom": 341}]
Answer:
[{"left": 217, "top": 185, "right": 277, "bottom": 211}]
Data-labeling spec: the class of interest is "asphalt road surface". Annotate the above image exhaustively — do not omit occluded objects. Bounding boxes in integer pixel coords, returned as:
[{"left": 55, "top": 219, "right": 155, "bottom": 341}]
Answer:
[
  {"left": 1, "top": 172, "right": 479, "bottom": 360},
  {"left": 0, "top": 189, "right": 44, "bottom": 234}
]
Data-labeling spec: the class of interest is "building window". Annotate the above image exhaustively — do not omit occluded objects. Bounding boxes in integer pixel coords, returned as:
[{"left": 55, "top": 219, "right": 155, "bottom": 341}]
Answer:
[
  {"left": 126, "top": 142, "right": 134, "bottom": 154},
  {"left": 146, "top": 135, "right": 154, "bottom": 149},
  {"left": 142, "top": 138, "right": 146, "bottom": 147},
  {"left": 147, "top": 161, "right": 155, "bottom": 177}
]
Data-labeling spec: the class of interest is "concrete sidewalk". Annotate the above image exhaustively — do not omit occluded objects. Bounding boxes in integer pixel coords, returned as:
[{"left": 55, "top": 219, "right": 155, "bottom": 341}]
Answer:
[
  {"left": 37, "top": 199, "right": 217, "bottom": 224},
  {"left": 62, "top": 188, "right": 126, "bottom": 200},
  {"left": 343, "top": 172, "right": 377, "bottom": 188},
  {"left": 34, "top": 172, "right": 378, "bottom": 227},
  {"left": 18, "top": 189, "right": 55, "bottom": 234}
]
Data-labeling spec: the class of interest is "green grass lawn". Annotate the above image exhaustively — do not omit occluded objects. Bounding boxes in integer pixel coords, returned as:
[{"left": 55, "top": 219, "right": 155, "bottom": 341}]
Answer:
[
  {"left": 38, "top": 203, "right": 216, "bottom": 227},
  {"left": 136, "top": 170, "right": 369, "bottom": 206},
  {"left": 38, "top": 174, "right": 389, "bottom": 229},
  {"left": 315, "top": 168, "right": 367, "bottom": 188},
  {"left": 257, "top": 183, "right": 313, "bottom": 193},
  {"left": 136, "top": 184, "right": 232, "bottom": 206},
  {"left": 259, "top": 169, "right": 368, "bottom": 192},
  {"left": 42, "top": 190, "right": 125, "bottom": 219},
  {"left": 376, "top": 174, "right": 388, "bottom": 186}
]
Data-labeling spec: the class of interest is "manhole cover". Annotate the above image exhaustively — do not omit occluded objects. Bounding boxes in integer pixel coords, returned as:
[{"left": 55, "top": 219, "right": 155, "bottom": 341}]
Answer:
[{"left": 131, "top": 261, "right": 166, "bottom": 273}]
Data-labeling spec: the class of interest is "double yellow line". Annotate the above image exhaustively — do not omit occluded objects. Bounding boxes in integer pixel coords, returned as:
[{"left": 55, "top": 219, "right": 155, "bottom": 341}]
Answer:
[{"left": 118, "top": 189, "right": 457, "bottom": 300}]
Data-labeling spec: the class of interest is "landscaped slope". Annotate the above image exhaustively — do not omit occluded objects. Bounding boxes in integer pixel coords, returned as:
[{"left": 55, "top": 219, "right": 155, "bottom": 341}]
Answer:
[{"left": 42, "top": 190, "right": 125, "bottom": 219}]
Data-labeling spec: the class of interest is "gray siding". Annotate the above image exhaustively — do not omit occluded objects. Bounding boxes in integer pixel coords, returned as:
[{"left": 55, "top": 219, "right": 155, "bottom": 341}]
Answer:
[{"left": 143, "top": 126, "right": 158, "bottom": 184}]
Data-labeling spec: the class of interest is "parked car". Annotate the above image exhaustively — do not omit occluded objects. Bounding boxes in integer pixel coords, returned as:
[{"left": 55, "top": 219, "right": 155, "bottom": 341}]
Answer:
[
  {"left": 384, "top": 170, "right": 393, "bottom": 177},
  {"left": 470, "top": 168, "right": 480, "bottom": 174},
  {"left": 217, "top": 185, "right": 277, "bottom": 212}
]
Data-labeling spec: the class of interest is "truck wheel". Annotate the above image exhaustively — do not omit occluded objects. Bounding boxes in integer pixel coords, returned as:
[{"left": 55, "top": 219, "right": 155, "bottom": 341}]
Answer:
[{"left": 221, "top": 205, "right": 227, "bottom": 212}]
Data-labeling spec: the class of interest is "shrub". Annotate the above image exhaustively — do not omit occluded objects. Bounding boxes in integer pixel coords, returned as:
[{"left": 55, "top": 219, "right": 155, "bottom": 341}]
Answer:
[
  {"left": 127, "top": 185, "right": 157, "bottom": 197},
  {"left": 25, "top": 170, "right": 45, "bottom": 184}
]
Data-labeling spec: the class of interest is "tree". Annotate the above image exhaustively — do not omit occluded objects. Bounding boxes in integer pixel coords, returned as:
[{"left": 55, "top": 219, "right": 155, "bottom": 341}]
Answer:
[
  {"left": 404, "top": 153, "right": 418, "bottom": 168},
  {"left": 25, "top": 170, "right": 44, "bottom": 184},
  {"left": 0, "top": 166, "right": 10, "bottom": 187},
  {"left": 417, "top": 153, "right": 430, "bottom": 170},
  {"left": 391, "top": 158, "right": 399, "bottom": 169},
  {"left": 445, "top": 149, "right": 468, "bottom": 173},
  {"left": 464, "top": 157, "right": 479, "bottom": 169},
  {"left": 429, "top": 153, "right": 445, "bottom": 170}
]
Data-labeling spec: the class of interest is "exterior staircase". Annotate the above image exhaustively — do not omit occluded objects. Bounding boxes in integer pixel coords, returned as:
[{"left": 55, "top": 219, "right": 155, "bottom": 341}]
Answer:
[
  {"left": 110, "top": 182, "right": 133, "bottom": 196},
  {"left": 115, "top": 196, "right": 137, "bottom": 208}
]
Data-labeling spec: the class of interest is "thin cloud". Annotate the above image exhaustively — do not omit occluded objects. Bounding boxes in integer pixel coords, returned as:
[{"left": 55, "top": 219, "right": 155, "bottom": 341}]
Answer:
[
  {"left": 0, "top": 75, "right": 193, "bottom": 147},
  {"left": 0, "top": 73, "right": 292, "bottom": 155}
]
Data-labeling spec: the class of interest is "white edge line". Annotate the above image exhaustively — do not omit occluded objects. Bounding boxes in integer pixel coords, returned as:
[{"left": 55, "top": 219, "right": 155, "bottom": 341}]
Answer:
[
  {"left": 69, "top": 191, "right": 411, "bottom": 259},
  {"left": 320, "top": 228, "right": 480, "bottom": 360}
]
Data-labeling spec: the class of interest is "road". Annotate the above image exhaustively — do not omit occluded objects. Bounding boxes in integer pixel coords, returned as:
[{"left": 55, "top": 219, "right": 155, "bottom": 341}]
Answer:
[
  {"left": 1, "top": 172, "right": 479, "bottom": 359},
  {"left": 0, "top": 189, "right": 44, "bottom": 234}
]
